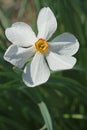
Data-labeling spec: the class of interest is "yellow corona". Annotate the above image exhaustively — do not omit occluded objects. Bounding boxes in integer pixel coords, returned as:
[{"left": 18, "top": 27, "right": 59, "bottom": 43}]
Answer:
[{"left": 35, "top": 39, "right": 49, "bottom": 54}]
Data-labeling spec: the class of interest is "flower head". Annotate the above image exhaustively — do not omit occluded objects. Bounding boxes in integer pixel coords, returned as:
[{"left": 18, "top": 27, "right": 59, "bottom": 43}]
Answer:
[{"left": 4, "top": 7, "right": 79, "bottom": 87}]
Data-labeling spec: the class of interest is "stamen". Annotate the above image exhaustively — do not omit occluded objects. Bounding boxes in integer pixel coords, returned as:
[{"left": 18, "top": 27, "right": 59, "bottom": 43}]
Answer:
[{"left": 34, "top": 39, "right": 49, "bottom": 53}]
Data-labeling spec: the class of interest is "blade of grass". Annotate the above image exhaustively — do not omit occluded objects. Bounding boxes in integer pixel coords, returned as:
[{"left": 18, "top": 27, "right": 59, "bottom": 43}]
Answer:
[{"left": 38, "top": 101, "right": 53, "bottom": 130}]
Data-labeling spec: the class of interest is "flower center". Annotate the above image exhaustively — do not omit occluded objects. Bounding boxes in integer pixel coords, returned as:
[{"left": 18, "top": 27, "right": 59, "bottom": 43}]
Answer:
[{"left": 35, "top": 39, "right": 49, "bottom": 53}]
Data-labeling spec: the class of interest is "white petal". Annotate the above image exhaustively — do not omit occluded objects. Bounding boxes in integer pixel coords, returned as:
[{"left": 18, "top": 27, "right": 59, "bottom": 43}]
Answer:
[
  {"left": 4, "top": 45, "right": 35, "bottom": 68},
  {"left": 49, "top": 33, "right": 79, "bottom": 56},
  {"left": 23, "top": 53, "right": 50, "bottom": 87},
  {"left": 5, "top": 22, "right": 37, "bottom": 47},
  {"left": 37, "top": 7, "right": 57, "bottom": 40},
  {"left": 46, "top": 51, "right": 76, "bottom": 71}
]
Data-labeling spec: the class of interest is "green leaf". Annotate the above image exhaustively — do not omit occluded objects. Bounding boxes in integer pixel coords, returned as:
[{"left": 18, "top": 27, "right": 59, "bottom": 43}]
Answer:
[
  {"left": 0, "top": 8, "right": 10, "bottom": 28},
  {"left": 63, "top": 114, "right": 87, "bottom": 119},
  {"left": 39, "top": 124, "right": 46, "bottom": 130},
  {"left": 38, "top": 101, "right": 53, "bottom": 130},
  {"left": 17, "top": 0, "right": 28, "bottom": 19}
]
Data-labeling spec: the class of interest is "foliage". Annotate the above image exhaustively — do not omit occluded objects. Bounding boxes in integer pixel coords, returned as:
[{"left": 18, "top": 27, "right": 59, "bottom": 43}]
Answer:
[{"left": 0, "top": 0, "right": 87, "bottom": 130}]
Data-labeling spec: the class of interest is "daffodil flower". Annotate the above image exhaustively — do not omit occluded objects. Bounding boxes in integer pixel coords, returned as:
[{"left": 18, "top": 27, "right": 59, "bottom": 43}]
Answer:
[{"left": 4, "top": 7, "right": 79, "bottom": 87}]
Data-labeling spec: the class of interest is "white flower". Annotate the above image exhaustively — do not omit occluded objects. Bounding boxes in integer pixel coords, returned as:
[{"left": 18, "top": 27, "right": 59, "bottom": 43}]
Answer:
[{"left": 4, "top": 7, "right": 79, "bottom": 87}]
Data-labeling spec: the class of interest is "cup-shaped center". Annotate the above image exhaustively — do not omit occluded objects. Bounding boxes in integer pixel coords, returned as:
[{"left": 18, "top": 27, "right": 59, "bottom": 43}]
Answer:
[{"left": 35, "top": 39, "right": 49, "bottom": 53}]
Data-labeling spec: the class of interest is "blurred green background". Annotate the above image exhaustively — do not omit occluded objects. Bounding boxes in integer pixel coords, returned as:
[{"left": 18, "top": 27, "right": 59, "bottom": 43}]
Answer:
[{"left": 0, "top": 0, "right": 87, "bottom": 130}]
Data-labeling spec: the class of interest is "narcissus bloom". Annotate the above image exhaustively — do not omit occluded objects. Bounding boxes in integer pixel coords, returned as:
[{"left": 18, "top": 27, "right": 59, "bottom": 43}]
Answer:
[{"left": 4, "top": 7, "right": 79, "bottom": 87}]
